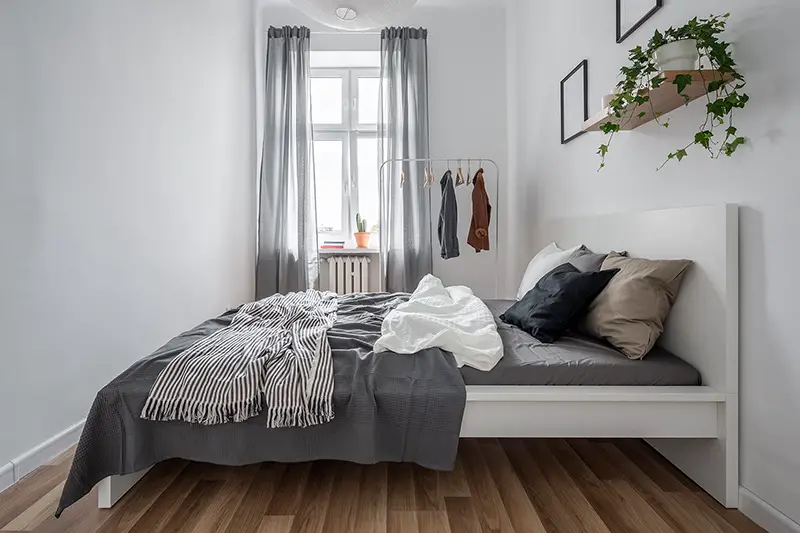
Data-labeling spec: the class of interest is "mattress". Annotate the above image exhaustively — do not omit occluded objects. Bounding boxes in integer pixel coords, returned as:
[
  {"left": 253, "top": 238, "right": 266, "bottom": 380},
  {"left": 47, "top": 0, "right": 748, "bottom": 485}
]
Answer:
[{"left": 460, "top": 300, "right": 702, "bottom": 386}]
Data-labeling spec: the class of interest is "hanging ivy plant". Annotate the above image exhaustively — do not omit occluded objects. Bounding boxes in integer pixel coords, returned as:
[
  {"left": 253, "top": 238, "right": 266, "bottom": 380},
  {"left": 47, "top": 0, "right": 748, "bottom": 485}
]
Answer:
[{"left": 598, "top": 13, "right": 749, "bottom": 170}]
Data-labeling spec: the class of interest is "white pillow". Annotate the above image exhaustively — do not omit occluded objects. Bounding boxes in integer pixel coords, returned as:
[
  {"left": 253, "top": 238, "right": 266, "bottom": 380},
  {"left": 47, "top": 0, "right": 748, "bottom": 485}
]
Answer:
[{"left": 516, "top": 242, "right": 582, "bottom": 300}]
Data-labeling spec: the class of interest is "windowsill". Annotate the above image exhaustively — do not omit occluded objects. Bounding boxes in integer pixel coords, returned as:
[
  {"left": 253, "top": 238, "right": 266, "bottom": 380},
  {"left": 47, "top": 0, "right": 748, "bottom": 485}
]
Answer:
[
  {"left": 318, "top": 248, "right": 380, "bottom": 255},
  {"left": 318, "top": 232, "right": 379, "bottom": 255}
]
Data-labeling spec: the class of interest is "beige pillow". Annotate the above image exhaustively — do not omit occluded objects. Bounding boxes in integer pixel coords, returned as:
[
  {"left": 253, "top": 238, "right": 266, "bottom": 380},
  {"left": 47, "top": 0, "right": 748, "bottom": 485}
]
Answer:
[{"left": 582, "top": 253, "right": 692, "bottom": 359}]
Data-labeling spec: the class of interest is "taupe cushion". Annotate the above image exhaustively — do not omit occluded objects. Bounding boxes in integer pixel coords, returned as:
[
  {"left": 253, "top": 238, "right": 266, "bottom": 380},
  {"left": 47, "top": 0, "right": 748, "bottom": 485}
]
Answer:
[{"left": 582, "top": 253, "right": 692, "bottom": 359}]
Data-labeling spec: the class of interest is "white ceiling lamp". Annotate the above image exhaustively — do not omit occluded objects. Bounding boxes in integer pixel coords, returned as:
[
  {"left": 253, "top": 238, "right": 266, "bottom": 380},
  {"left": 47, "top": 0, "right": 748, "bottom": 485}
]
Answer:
[{"left": 288, "top": 0, "right": 419, "bottom": 31}]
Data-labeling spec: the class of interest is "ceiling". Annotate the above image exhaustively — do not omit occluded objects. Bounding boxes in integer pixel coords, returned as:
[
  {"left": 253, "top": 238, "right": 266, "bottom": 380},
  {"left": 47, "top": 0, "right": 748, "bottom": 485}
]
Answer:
[{"left": 258, "top": 0, "right": 507, "bottom": 7}]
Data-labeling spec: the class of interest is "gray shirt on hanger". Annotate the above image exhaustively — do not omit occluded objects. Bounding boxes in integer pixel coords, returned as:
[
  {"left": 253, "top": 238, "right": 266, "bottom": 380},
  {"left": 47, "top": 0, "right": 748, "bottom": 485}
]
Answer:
[{"left": 438, "top": 170, "right": 460, "bottom": 260}]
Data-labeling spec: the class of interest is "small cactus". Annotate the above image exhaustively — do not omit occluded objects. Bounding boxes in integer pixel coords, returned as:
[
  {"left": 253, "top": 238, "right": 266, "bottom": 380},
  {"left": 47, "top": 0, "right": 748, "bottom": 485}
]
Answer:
[{"left": 356, "top": 213, "right": 367, "bottom": 233}]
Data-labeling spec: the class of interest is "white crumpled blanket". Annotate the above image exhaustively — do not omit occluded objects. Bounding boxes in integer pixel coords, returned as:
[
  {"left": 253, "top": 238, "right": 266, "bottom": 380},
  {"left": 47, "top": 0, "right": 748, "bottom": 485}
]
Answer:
[{"left": 374, "top": 274, "right": 504, "bottom": 371}]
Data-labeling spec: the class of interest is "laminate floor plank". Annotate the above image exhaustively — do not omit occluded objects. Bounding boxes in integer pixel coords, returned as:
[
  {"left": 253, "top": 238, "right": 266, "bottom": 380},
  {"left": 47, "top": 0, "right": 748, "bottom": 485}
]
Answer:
[
  {"left": 479, "top": 439, "right": 547, "bottom": 533},
  {"left": 530, "top": 440, "right": 611, "bottom": 533},
  {"left": 387, "top": 511, "right": 418, "bottom": 533},
  {"left": 615, "top": 441, "right": 697, "bottom": 493},
  {"left": 0, "top": 440, "right": 763, "bottom": 533},
  {"left": 690, "top": 492, "right": 766, "bottom": 533},
  {"left": 0, "top": 463, "right": 72, "bottom": 529},
  {"left": 190, "top": 463, "right": 260, "bottom": 533},
  {"left": 501, "top": 439, "right": 586, "bottom": 533},
  {"left": 412, "top": 465, "right": 443, "bottom": 511},
  {"left": 322, "top": 464, "right": 362, "bottom": 532},
  {"left": 416, "top": 511, "right": 451, "bottom": 533},
  {"left": 460, "top": 439, "right": 515, "bottom": 533},
  {"left": 444, "top": 497, "right": 482, "bottom": 533},
  {"left": 33, "top": 488, "right": 107, "bottom": 533},
  {"left": 566, "top": 439, "right": 622, "bottom": 482},
  {"left": 159, "top": 481, "right": 223, "bottom": 533},
  {"left": 95, "top": 460, "right": 189, "bottom": 533},
  {"left": 353, "top": 464, "right": 387, "bottom": 533},
  {"left": 605, "top": 479, "right": 677, "bottom": 533},
  {"left": 125, "top": 463, "right": 206, "bottom": 533},
  {"left": 287, "top": 462, "right": 336, "bottom": 533},
  {"left": 257, "top": 516, "right": 294, "bottom": 533},
  {"left": 599, "top": 443, "right": 728, "bottom": 533},
  {"left": 439, "top": 457, "right": 470, "bottom": 498},
  {"left": 548, "top": 440, "right": 645, "bottom": 533},
  {"left": 224, "top": 463, "right": 286, "bottom": 533},
  {"left": 265, "top": 463, "right": 311, "bottom": 516},
  {"left": 387, "top": 463, "right": 415, "bottom": 511},
  {"left": 1, "top": 482, "right": 64, "bottom": 531}
]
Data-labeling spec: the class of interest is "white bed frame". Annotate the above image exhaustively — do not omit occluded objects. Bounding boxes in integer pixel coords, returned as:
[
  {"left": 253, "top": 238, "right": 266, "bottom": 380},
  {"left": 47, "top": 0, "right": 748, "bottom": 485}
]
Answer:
[{"left": 99, "top": 204, "right": 740, "bottom": 509}]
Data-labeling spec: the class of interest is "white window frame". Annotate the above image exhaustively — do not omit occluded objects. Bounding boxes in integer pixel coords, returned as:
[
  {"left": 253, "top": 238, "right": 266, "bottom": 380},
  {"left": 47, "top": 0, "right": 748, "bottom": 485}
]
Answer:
[{"left": 312, "top": 67, "right": 380, "bottom": 238}]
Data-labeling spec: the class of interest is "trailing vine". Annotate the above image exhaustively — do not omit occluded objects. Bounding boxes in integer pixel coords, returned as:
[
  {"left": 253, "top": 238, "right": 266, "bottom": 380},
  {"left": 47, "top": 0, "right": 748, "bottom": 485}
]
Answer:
[{"left": 598, "top": 13, "right": 749, "bottom": 170}]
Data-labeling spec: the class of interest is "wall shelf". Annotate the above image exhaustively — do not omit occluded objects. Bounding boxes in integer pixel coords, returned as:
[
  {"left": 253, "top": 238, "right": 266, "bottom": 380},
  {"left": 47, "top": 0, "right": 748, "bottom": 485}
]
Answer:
[{"left": 583, "top": 70, "right": 734, "bottom": 133}]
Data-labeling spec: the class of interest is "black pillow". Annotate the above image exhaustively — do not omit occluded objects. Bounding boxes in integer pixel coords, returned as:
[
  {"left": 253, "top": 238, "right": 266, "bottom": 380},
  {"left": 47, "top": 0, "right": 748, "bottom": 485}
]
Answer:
[{"left": 501, "top": 263, "right": 619, "bottom": 344}]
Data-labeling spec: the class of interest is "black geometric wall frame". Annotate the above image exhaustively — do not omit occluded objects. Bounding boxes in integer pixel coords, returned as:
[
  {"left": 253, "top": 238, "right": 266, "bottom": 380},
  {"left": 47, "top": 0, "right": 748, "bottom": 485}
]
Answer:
[
  {"left": 560, "top": 59, "right": 589, "bottom": 145},
  {"left": 617, "top": 0, "right": 663, "bottom": 44}
]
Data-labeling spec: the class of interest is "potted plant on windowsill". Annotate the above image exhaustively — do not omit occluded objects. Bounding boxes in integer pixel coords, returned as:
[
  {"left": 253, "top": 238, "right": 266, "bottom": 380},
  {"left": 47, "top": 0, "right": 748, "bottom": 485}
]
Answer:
[
  {"left": 597, "top": 13, "right": 749, "bottom": 170},
  {"left": 354, "top": 213, "right": 370, "bottom": 248}
]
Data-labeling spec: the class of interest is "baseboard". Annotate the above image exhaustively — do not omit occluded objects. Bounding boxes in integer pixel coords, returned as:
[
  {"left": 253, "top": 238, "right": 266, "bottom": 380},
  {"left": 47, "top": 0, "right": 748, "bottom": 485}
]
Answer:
[
  {"left": 740, "top": 486, "right": 800, "bottom": 533},
  {"left": 0, "top": 462, "right": 14, "bottom": 492},
  {"left": 10, "top": 419, "right": 85, "bottom": 483}
]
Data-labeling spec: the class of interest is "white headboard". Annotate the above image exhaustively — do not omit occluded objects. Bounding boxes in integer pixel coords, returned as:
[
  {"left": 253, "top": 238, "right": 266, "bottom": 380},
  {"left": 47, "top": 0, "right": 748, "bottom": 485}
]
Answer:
[{"left": 544, "top": 205, "right": 739, "bottom": 394}]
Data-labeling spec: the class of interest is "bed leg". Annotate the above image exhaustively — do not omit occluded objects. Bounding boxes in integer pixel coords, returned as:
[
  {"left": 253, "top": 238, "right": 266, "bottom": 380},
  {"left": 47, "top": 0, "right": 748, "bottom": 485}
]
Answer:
[
  {"left": 97, "top": 467, "right": 152, "bottom": 508},
  {"left": 647, "top": 394, "right": 739, "bottom": 508}
]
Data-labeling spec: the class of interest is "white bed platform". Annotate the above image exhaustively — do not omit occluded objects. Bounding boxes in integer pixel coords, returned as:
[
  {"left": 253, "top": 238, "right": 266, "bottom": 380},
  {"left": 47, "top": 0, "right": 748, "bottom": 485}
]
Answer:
[{"left": 99, "top": 204, "right": 740, "bottom": 510}]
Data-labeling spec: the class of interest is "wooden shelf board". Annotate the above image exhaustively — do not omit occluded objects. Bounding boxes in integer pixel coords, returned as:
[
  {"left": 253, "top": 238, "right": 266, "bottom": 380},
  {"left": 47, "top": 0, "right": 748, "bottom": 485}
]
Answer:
[{"left": 583, "top": 70, "right": 734, "bottom": 133}]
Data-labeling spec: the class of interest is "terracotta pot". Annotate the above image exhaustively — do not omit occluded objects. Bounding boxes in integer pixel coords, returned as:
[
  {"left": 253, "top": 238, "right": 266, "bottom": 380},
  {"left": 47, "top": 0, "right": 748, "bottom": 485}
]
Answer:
[{"left": 354, "top": 232, "right": 371, "bottom": 248}]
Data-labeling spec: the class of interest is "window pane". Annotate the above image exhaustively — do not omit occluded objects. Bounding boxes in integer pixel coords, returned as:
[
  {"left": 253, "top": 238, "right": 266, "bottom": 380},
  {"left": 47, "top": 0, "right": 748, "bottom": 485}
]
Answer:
[
  {"left": 357, "top": 137, "right": 379, "bottom": 233},
  {"left": 311, "top": 78, "right": 343, "bottom": 125},
  {"left": 358, "top": 77, "right": 380, "bottom": 125},
  {"left": 311, "top": 51, "right": 380, "bottom": 68},
  {"left": 314, "top": 140, "right": 343, "bottom": 232}
]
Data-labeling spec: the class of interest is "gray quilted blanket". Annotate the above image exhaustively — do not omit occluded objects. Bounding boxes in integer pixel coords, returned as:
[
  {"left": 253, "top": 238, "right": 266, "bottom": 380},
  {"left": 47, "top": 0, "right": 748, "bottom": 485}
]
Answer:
[{"left": 56, "top": 293, "right": 466, "bottom": 516}]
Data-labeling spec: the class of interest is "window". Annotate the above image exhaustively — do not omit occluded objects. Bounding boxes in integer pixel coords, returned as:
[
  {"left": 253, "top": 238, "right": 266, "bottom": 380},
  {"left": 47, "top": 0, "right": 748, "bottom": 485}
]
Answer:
[{"left": 311, "top": 62, "right": 381, "bottom": 238}]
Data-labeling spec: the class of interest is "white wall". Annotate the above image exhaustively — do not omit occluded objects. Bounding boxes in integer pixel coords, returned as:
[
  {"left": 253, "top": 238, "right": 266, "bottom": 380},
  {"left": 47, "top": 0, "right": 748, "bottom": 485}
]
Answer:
[
  {"left": 0, "top": 0, "right": 257, "bottom": 465},
  {"left": 509, "top": 0, "right": 800, "bottom": 523},
  {"left": 259, "top": 2, "right": 510, "bottom": 298}
]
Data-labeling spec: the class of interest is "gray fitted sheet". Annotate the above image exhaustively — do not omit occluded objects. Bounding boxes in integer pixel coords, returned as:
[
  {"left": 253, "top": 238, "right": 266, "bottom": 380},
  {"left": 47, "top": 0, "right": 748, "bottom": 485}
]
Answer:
[{"left": 460, "top": 300, "right": 702, "bottom": 386}]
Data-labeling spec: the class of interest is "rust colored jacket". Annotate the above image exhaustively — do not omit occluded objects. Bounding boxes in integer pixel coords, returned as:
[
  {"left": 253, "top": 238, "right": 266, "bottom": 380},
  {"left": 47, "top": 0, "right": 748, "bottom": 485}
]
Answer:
[{"left": 468, "top": 169, "right": 491, "bottom": 252}]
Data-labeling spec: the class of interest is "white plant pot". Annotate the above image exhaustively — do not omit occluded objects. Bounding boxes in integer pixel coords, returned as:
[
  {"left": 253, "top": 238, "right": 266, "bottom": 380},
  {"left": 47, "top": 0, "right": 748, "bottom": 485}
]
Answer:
[
  {"left": 654, "top": 39, "right": 699, "bottom": 71},
  {"left": 601, "top": 89, "right": 619, "bottom": 109}
]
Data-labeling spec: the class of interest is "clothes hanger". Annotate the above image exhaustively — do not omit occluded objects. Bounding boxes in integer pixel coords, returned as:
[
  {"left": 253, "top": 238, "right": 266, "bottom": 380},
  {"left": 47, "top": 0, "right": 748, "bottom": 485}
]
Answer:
[
  {"left": 475, "top": 159, "right": 485, "bottom": 185},
  {"left": 456, "top": 160, "right": 465, "bottom": 186},
  {"left": 467, "top": 159, "right": 472, "bottom": 186},
  {"left": 400, "top": 166, "right": 406, "bottom": 188},
  {"left": 423, "top": 163, "right": 430, "bottom": 188}
]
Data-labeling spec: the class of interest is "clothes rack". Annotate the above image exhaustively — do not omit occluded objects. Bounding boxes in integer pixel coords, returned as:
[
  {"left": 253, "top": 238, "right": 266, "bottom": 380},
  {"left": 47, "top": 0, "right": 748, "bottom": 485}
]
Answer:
[{"left": 378, "top": 157, "right": 501, "bottom": 298}]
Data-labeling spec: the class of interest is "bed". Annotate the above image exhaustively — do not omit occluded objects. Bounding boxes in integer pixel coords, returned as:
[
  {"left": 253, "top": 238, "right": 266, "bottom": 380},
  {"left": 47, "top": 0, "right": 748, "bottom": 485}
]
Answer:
[
  {"left": 59, "top": 204, "right": 739, "bottom": 514},
  {"left": 460, "top": 204, "right": 739, "bottom": 509}
]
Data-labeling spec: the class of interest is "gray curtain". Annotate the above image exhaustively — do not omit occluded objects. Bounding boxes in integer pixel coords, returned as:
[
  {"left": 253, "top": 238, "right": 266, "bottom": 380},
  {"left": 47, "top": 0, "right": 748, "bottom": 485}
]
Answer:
[
  {"left": 257, "top": 26, "right": 318, "bottom": 298},
  {"left": 379, "top": 27, "right": 432, "bottom": 293}
]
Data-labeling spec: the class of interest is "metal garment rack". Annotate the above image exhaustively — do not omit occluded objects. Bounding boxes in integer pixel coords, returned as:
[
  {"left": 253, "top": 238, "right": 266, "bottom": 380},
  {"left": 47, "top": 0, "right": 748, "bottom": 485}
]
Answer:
[{"left": 378, "top": 157, "right": 501, "bottom": 298}]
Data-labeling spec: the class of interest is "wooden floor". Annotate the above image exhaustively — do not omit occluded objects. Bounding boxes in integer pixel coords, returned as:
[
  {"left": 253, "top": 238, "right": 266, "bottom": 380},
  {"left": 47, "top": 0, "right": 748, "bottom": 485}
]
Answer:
[{"left": 0, "top": 439, "right": 762, "bottom": 533}]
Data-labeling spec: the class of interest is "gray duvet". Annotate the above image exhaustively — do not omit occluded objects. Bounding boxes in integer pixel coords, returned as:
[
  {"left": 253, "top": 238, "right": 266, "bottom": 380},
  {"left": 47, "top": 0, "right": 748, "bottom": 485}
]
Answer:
[{"left": 56, "top": 293, "right": 466, "bottom": 517}]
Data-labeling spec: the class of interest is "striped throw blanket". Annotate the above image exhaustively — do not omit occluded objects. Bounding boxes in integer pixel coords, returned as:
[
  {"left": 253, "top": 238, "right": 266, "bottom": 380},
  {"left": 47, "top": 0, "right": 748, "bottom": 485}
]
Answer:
[{"left": 141, "top": 290, "right": 338, "bottom": 427}]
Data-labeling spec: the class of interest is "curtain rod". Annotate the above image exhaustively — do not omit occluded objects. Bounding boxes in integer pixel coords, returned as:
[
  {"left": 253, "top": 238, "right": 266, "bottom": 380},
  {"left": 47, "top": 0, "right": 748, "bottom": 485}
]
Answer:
[{"left": 309, "top": 31, "right": 382, "bottom": 35}]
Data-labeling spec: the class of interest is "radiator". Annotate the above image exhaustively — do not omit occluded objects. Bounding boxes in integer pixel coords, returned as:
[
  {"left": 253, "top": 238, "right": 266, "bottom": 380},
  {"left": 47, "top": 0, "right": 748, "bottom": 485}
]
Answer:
[{"left": 327, "top": 256, "right": 372, "bottom": 294}]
